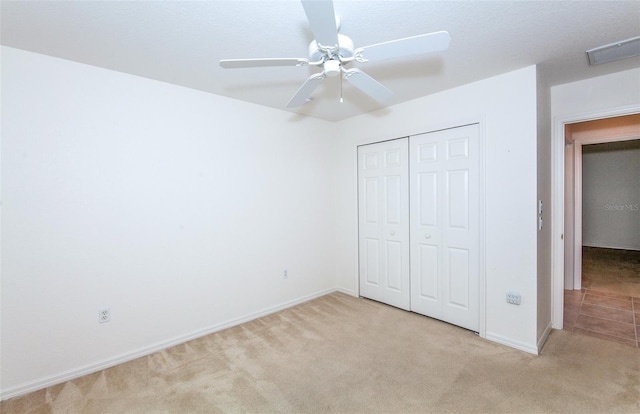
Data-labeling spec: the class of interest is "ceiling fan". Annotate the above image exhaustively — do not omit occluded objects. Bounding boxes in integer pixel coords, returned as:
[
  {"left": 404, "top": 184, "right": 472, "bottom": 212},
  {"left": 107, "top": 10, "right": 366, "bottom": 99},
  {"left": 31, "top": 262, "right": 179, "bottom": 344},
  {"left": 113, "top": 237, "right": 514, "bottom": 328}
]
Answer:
[{"left": 219, "top": 0, "right": 450, "bottom": 107}]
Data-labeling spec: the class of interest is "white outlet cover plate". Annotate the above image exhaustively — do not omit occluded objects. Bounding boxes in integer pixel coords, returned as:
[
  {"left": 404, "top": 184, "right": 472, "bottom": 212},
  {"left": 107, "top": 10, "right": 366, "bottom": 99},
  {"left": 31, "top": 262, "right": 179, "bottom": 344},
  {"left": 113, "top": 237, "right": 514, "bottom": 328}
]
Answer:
[{"left": 99, "top": 308, "right": 111, "bottom": 323}]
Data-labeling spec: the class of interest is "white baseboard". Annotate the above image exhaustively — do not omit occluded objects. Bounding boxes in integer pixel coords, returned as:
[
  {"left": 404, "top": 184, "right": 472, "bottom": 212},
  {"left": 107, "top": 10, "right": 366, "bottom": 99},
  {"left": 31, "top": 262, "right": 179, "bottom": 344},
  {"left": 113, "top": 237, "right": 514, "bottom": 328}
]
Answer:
[
  {"left": 0, "top": 287, "right": 340, "bottom": 401},
  {"left": 485, "top": 332, "right": 539, "bottom": 355},
  {"left": 582, "top": 243, "right": 640, "bottom": 251},
  {"left": 333, "top": 287, "right": 358, "bottom": 297},
  {"left": 1, "top": 287, "right": 543, "bottom": 400},
  {"left": 537, "top": 321, "right": 553, "bottom": 353}
]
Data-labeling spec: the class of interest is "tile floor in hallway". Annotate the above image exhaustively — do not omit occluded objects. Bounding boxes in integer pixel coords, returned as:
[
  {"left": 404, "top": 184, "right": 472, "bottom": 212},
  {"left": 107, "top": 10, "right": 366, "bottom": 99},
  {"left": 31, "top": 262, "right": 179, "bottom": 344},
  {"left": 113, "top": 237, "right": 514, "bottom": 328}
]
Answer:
[
  {"left": 564, "top": 289, "right": 639, "bottom": 348},
  {"left": 582, "top": 247, "right": 640, "bottom": 298}
]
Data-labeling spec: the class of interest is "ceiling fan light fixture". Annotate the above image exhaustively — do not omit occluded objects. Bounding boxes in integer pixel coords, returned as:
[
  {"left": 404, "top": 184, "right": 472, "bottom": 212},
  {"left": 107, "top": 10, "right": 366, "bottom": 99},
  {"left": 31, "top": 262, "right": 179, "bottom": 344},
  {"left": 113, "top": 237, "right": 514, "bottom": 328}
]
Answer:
[
  {"left": 586, "top": 36, "right": 640, "bottom": 66},
  {"left": 324, "top": 59, "right": 341, "bottom": 77}
]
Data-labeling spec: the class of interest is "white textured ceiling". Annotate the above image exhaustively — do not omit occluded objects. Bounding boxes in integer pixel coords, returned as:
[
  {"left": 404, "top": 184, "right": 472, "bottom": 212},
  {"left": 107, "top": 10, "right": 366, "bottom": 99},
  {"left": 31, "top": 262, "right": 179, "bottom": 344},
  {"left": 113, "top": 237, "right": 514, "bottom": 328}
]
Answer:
[{"left": 2, "top": 1, "right": 639, "bottom": 122}]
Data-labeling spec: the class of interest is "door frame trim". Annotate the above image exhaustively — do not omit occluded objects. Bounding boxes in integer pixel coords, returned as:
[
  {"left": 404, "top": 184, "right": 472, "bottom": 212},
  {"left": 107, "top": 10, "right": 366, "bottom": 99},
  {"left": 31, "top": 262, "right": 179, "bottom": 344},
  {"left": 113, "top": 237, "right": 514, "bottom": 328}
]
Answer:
[
  {"left": 568, "top": 131, "right": 639, "bottom": 291},
  {"left": 354, "top": 118, "right": 486, "bottom": 339},
  {"left": 551, "top": 104, "right": 640, "bottom": 329}
]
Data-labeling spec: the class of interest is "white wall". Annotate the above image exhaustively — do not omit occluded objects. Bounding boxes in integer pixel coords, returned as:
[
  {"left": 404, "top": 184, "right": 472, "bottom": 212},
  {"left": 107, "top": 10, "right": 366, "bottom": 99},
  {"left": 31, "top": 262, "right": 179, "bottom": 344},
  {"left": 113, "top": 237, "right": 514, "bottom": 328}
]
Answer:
[
  {"left": 551, "top": 68, "right": 640, "bottom": 118},
  {"left": 1, "top": 46, "right": 576, "bottom": 398},
  {"left": 582, "top": 143, "right": 640, "bottom": 250},
  {"left": 334, "top": 66, "right": 539, "bottom": 353},
  {"left": 550, "top": 67, "right": 640, "bottom": 326},
  {"left": 0, "top": 46, "right": 339, "bottom": 398}
]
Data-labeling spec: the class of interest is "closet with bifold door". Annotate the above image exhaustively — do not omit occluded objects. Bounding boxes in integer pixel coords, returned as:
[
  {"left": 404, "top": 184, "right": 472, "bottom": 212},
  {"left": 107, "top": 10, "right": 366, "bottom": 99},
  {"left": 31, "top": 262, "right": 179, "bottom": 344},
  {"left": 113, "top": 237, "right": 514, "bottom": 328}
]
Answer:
[{"left": 358, "top": 124, "right": 480, "bottom": 332}]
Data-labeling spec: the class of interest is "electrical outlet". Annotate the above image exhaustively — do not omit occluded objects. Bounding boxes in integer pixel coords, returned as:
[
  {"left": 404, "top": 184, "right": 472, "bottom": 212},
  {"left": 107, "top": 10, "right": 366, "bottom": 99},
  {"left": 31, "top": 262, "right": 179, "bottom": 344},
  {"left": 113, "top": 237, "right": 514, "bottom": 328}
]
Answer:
[
  {"left": 283, "top": 270, "right": 288, "bottom": 279},
  {"left": 506, "top": 291, "right": 521, "bottom": 305},
  {"left": 98, "top": 307, "right": 111, "bottom": 323}
]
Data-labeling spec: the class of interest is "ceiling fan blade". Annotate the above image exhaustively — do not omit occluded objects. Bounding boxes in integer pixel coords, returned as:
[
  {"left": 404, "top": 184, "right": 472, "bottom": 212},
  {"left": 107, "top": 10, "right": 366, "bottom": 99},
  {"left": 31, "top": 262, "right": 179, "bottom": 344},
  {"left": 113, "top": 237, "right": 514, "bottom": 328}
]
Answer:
[
  {"left": 220, "top": 58, "right": 309, "bottom": 69},
  {"left": 286, "top": 73, "right": 325, "bottom": 107},
  {"left": 358, "top": 31, "right": 451, "bottom": 62},
  {"left": 301, "top": 0, "right": 339, "bottom": 49},
  {"left": 343, "top": 69, "right": 393, "bottom": 103}
]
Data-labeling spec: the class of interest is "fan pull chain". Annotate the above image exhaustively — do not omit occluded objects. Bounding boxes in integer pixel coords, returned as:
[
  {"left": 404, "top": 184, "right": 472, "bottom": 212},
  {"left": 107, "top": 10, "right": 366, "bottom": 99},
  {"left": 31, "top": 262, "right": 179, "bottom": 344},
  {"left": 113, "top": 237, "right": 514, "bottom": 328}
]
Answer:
[{"left": 340, "top": 72, "right": 344, "bottom": 103}]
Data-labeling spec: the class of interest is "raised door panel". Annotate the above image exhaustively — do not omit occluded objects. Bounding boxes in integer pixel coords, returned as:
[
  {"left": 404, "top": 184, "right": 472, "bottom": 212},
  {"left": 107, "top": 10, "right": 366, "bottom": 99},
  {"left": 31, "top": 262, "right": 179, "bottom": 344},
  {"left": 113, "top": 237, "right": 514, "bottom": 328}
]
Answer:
[
  {"left": 364, "top": 177, "right": 379, "bottom": 224},
  {"left": 447, "top": 170, "right": 469, "bottom": 230},
  {"left": 445, "top": 247, "right": 470, "bottom": 309},
  {"left": 417, "top": 244, "right": 440, "bottom": 312},
  {"left": 364, "top": 238, "right": 380, "bottom": 286},
  {"left": 386, "top": 240, "right": 403, "bottom": 291},
  {"left": 385, "top": 175, "right": 402, "bottom": 225}
]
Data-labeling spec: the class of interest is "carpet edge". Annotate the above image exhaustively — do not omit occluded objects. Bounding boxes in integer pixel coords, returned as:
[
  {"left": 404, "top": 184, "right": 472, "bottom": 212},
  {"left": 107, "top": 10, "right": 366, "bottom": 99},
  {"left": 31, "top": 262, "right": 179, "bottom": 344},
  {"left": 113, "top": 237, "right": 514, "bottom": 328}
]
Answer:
[{"left": 0, "top": 287, "right": 342, "bottom": 401}]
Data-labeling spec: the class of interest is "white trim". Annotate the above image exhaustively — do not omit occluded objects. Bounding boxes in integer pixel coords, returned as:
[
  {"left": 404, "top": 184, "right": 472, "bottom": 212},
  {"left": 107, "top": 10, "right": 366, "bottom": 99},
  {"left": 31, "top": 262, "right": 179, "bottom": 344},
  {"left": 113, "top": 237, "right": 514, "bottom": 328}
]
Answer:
[
  {"left": 537, "top": 321, "right": 553, "bottom": 353},
  {"left": 353, "top": 144, "right": 361, "bottom": 298},
  {"left": 573, "top": 143, "right": 583, "bottom": 290},
  {"left": 551, "top": 104, "right": 640, "bottom": 330},
  {"left": 572, "top": 134, "right": 640, "bottom": 145},
  {"left": 0, "top": 288, "right": 342, "bottom": 401},
  {"left": 564, "top": 142, "right": 575, "bottom": 291},
  {"left": 582, "top": 243, "right": 640, "bottom": 251},
  {"left": 484, "top": 332, "right": 539, "bottom": 355},
  {"left": 477, "top": 117, "right": 488, "bottom": 339},
  {"left": 334, "top": 287, "right": 358, "bottom": 297},
  {"left": 349, "top": 116, "right": 483, "bottom": 149}
]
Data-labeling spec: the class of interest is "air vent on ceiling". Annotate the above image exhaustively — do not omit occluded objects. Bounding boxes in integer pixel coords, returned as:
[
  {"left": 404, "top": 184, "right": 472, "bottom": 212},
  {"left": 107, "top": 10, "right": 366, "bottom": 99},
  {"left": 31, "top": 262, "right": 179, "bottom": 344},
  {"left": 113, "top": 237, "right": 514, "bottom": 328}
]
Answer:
[{"left": 586, "top": 36, "right": 640, "bottom": 66}]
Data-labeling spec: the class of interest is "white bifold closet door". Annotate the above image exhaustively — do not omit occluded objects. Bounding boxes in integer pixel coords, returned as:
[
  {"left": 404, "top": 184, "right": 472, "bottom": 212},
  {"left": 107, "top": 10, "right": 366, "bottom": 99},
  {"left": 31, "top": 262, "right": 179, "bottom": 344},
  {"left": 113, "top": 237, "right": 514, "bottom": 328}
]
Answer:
[
  {"left": 409, "top": 124, "right": 480, "bottom": 332},
  {"left": 358, "top": 124, "right": 480, "bottom": 332},
  {"left": 357, "top": 138, "right": 410, "bottom": 311}
]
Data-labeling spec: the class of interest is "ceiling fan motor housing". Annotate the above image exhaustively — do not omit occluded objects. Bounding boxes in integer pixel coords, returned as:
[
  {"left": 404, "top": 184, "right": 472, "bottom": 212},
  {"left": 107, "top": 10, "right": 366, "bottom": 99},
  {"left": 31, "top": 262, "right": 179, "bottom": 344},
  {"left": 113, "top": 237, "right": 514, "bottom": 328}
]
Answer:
[{"left": 309, "top": 33, "right": 355, "bottom": 62}]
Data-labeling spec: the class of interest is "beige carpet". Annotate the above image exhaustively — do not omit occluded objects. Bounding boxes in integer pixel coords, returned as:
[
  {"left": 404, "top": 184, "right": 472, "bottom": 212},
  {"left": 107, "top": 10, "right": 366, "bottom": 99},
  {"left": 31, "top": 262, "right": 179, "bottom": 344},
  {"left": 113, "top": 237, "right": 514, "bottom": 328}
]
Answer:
[
  {"left": 2, "top": 292, "right": 639, "bottom": 413},
  {"left": 582, "top": 247, "right": 640, "bottom": 298}
]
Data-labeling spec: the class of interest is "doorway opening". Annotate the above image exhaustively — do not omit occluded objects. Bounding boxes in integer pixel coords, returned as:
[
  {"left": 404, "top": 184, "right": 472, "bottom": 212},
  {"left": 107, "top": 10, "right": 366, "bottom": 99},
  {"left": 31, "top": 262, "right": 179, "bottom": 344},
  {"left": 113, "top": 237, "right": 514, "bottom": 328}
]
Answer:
[
  {"left": 562, "top": 115, "right": 640, "bottom": 347},
  {"left": 581, "top": 139, "right": 640, "bottom": 298},
  {"left": 563, "top": 115, "right": 640, "bottom": 291}
]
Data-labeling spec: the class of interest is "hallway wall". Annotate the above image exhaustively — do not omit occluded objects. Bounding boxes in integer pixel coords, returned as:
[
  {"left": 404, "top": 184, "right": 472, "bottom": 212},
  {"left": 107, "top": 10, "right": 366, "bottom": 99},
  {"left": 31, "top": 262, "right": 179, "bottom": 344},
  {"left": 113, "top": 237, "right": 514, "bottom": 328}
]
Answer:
[{"left": 582, "top": 140, "right": 640, "bottom": 250}]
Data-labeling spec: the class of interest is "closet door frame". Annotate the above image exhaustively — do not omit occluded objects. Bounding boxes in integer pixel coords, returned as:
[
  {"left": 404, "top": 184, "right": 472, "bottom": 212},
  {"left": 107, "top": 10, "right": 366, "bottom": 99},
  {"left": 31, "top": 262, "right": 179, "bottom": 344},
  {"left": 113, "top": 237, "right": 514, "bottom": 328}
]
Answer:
[{"left": 354, "top": 120, "right": 487, "bottom": 339}]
